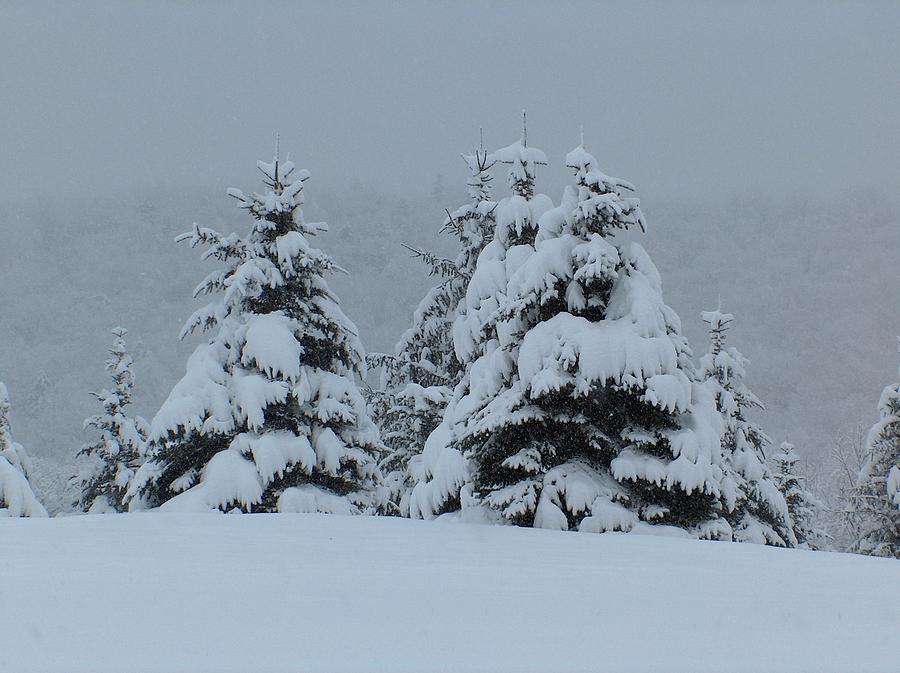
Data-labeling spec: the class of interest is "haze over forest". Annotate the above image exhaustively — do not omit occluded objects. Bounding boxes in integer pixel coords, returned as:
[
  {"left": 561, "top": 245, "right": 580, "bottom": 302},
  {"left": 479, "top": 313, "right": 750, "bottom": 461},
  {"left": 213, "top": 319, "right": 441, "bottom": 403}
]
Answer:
[{"left": 1, "top": 1, "right": 898, "bottom": 510}]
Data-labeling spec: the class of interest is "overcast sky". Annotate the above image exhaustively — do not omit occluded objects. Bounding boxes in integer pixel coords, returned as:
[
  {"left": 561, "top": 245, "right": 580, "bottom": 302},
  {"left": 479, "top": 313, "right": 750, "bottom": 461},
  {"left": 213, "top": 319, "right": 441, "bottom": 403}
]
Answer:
[{"left": 2, "top": 1, "right": 899, "bottom": 204}]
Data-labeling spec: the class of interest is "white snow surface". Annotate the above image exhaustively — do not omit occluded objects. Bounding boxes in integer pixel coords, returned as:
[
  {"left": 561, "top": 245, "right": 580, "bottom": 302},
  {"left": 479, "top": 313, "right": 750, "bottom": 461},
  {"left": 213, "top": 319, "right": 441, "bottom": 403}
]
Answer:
[{"left": 1, "top": 514, "right": 897, "bottom": 673}]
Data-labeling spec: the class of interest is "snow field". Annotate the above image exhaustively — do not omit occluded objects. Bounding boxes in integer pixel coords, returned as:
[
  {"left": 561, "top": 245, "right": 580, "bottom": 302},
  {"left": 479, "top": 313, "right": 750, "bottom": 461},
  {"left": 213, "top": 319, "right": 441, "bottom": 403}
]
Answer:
[{"left": 1, "top": 513, "right": 897, "bottom": 673}]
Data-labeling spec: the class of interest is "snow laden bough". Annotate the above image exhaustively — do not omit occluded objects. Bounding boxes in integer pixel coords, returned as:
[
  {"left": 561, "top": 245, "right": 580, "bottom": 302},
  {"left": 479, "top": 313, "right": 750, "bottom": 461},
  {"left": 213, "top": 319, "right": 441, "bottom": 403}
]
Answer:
[
  {"left": 0, "top": 383, "right": 47, "bottom": 517},
  {"left": 128, "top": 157, "right": 382, "bottom": 514},
  {"left": 413, "top": 144, "right": 734, "bottom": 539}
]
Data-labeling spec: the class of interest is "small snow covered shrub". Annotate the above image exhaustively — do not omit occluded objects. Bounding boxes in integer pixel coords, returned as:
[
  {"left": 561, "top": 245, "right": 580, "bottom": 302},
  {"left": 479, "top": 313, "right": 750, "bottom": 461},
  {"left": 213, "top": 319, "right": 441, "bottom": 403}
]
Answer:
[
  {"left": 75, "top": 327, "right": 148, "bottom": 513},
  {"left": 698, "top": 309, "right": 795, "bottom": 546},
  {"left": 771, "top": 442, "right": 826, "bottom": 549}
]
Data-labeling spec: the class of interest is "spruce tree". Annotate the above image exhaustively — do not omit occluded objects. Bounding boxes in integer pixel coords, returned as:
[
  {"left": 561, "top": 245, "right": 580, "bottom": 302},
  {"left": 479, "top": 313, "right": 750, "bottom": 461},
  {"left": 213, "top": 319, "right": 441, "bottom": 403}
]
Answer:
[
  {"left": 75, "top": 327, "right": 148, "bottom": 513},
  {"left": 418, "top": 139, "right": 733, "bottom": 538},
  {"left": 698, "top": 309, "right": 795, "bottom": 546},
  {"left": 370, "top": 140, "right": 498, "bottom": 515},
  {"left": 853, "top": 340, "right": 900, "bottom": 557},
  {"left": 129, "top": 155, "right": 382, "bottom": 513},
  {"left": 408, "top": 121, "right": 554, "bottom": 519},
  {"left": 772, "top": 442, "right": 825, "bottom": 549},
  {"left": 0, "top": 383, "right": 48, "bottom": 517}
]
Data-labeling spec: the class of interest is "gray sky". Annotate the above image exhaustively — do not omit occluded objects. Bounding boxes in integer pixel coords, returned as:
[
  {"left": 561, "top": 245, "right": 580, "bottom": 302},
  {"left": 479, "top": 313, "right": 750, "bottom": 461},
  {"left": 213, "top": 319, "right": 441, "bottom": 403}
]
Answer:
[{"left": 2, "top": 1, "right": 899, "bottom": 203}]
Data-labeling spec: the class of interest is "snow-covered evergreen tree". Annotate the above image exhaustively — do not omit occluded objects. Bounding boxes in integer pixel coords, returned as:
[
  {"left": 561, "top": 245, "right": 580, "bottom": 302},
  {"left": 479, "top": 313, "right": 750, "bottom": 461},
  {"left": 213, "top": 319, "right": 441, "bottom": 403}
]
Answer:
[
  {"left": 408, "top": 122, "right": 555, "bottom": 520},
  {"left": 772, "top": 442, "right": 825, "bottom": 549},
  {"left": 414, "top": 138, "right": 731, "bottom": 539},
  {"left": 75, "top": 327, "right": 148, "bottom": 513},
  {"left": 370, "top": 141, "right": 498, "bottom": 515},
  {"left": 473, "top": 143, "right": 729, "bottom": 534},
  {"left": 0, "top": 382, "right": 47, "bottom": 517},
  {"left": 698, "top": 309, "right": 795, "bottom": 546},
  {"left": 853, "top": 340, "right": 900, "bottom": 558},
  {"left": 128, "top": 156, "right": 382, "bottom": 513}
]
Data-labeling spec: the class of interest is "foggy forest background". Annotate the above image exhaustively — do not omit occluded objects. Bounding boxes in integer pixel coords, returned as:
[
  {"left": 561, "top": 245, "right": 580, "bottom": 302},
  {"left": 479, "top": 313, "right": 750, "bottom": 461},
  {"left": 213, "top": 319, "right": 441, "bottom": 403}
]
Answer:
[{"left": 1, "top": 2, "right": 898, "bottom": 523}]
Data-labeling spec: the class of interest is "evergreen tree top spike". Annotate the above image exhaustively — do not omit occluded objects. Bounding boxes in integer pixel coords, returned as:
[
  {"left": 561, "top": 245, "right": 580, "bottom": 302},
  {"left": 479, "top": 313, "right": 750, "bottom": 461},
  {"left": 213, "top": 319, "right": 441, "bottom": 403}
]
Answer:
[
  {"left": 494, "top": 116, "right": 547, "bottom": 198},
  {"left": 451, "top": 131, "right": 497, "bottom": 210},
  {"left": 562, "top": 140, "right": 642, "bottom": 209},
  {"left": 253, "top": 150, "right": 307, "bottom": 198},
  {"left": 701, "top": 308, "right": 734, "bottom": 355},
  {"left": 109, "top": 327, "right": 130, "bottom": 361},
  {"left": 561, "top": 142, "right": 645, "bottom": 235},
  {"left": 225, "top": 155, "right": 312, "bottom": 224},
  {"left": 104, "top": 327, "right": 136, "bottom": 400},
  {"left": 568, "top": 126, "right": 592, "bottom": 179},
  {"left": 565, "top": 143, "right": 597, "bottom": 176},
  {"left": 271, "top": 133, "right": 282, "bottom": 191},
  {"left": 522, "top": 109, "right": 527, "bottom": 147},
  {"left": 774, "top": 441, "right": 800, "bottom": 464},
  {"left": 461, "top": 147, "right": 496, "bottom": 176}
]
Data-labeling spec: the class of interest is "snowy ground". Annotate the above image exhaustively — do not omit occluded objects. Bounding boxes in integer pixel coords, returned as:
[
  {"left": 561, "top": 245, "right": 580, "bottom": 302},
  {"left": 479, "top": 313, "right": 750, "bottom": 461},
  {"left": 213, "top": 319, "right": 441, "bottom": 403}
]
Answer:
[{"left": 1, "top": 514, "right": 897, "bottom": 673}]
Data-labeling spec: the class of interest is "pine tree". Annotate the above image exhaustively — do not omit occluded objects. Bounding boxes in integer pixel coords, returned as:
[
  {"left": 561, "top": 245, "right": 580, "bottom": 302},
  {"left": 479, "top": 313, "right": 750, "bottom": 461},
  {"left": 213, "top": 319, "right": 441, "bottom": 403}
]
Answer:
[
  {"left": 415, "top": 137, "right": 731, "bottom": 539},
  {"left": 408, "top": 120, "right": 554, "bottom": 519},
  {"left": 0, "top": 382, "right": 48, "bottom": 517},
  {"left": 853, "top": 339, "right": 900, "bottom": 557},
  {"left": 128, "top": 155, "right": 382, "bottom": 513},
  {"left": 75, "top": 327, "right": 148, "bottom": 513},
  {"left": 772, "top": 442, "right": 825, "bottom": 549},
  {"left": 698, "top": 309, "right": 795, "bottom": 546},
  {"left": 370, "top": 140, "right": 498, "bottom": 515},
  {"left": 470, "top": 142, "right": 732, "bottom": 535}
]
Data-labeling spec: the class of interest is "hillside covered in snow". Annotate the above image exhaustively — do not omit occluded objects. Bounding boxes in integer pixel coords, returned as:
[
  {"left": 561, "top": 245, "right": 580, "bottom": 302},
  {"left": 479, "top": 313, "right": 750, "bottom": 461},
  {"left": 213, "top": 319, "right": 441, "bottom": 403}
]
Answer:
[{"left": 1, "top": 513, "right": 897, "bottom": 673}]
